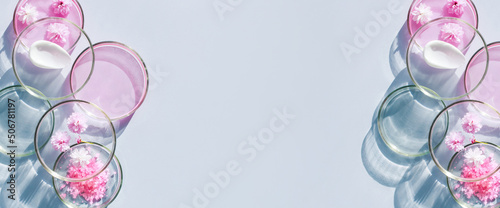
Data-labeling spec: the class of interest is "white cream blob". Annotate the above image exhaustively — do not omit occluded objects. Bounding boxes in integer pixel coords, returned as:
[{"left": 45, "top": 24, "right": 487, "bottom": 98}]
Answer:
[
  {"left": 423, "top": 40, "right": 466, "bottom": 69},
  {"left": 29, "top": 40, "right": 71, "bottom": 69}
]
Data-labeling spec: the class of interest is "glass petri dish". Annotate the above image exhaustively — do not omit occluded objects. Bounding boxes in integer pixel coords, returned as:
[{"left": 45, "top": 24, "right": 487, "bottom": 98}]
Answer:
[
  {"left": 0, "top": 85, "right": 54, "bottom": 157},
  {"left": 429, "top": 100, "right": 500, "bottom": 182},
  {"left": 70, "top": 41, "right": 148, "bottom": 120},
  {"left": 406, "top": 17, "right": 488, "bottom": 100},
  {"left": 12, "top": 17, "right": 95, "bottom": 101},
  {"left": 407, "top": 0, "right": 478, "bottom": 37},
  {"left": 13, "top": 0, "right": 84, "bottom": 36},
  {"left": 34, "top": 100, "right": 116, "bottom": 182},
  {"left": 447, "top": 142, "right": 500, "bottom": 208},
  {"left": 53, "top": 143, "right": 123, "bottom": 208},
  {"left": 465, "top": 42, "right": 500, "bottom": 117},
  {"left": 377, "top": 85, "right": 448, "bottom": 157}
]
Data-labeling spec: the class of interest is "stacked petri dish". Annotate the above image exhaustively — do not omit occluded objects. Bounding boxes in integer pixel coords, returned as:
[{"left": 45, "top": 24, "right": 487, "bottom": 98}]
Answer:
[
  {"left": 5, "top": 0, "right": 149, "bottom": 207},
  {"left": 376, "top": 1, "right": 500, "bottom": 207}
]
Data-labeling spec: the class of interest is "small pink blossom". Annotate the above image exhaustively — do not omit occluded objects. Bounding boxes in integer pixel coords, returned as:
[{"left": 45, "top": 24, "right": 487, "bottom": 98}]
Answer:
[
  {"left": 411, "top": 3, "right": 433, "bottom": 25},
  {"left": 70, "top": 148, "right": 92, "bottom": 166},
  {"left": 470, "top": 135, "right": 477, "bottom": 144},
  {"left": 460, "top": 156, "right": 500, "bottom": 203},
  {"left": 66, "top": 157, "right": 109, "bottom": 204},
  {"left": 464, "top": 147, "right": 486, "bottom": 167},
  {"left": 440, "top": 23, "right": 464, "bottom": 46},
  {"left": 67, "top": 112, "right": 88, "bottom": 134},
  {"left": 76, "top": 136, "right": 81, "bottom": 144},
  {"left": 46, "top": 23, "right": 70, "bottom": 46},
  {"left": 51, "top": 0, "right": 72, "bottom": 17},
  {"left": 51, "top": 131, "right": 71, "bottom": 152},
  {"left": 17, "top": 3, "right": 39, "bottom": 25},
  {"left": 445, "top": 0, "right": 467, "bottom": 17},
  {"left": 462, "top": 113, "right": 482, "bottom": 134},
  {"left": 445, "top": 131, "right": 465, "bottom": 152}
]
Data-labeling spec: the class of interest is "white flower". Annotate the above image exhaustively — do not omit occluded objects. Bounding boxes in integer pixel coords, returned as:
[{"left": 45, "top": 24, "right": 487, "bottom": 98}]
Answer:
[
  {"left": 70, "top": 148, "right": 92, "bottom": 166},
  {"left": 411, "top": 3, "right": 433, "bottom": 25},
  {"left": 17, "top": 3, "right": 39, "bottom": 25},
  {"left": 464, "top": 147, "right": 486, "bottom": 167}
]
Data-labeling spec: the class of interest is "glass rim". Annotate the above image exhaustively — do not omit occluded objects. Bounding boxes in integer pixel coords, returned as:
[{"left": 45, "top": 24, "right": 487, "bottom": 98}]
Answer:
[
  {"left": 406, "top": 17, "right": 489, "bottom": 101},
  {"left": 428, "top": 99, "right": 500, "bottom": 182},
  {"left": 34, "top": 99, "right": 116, "bottom": 182},
  {"left": 0, "top": 85, "right": 54, "bottom": 157},
  {"left": 12, "top": 17, "right": 95, "bottom": 101},
  {"left": 52, "top": 142, "right": 123, "bottom": 208},
  {"left": 464, "top": 41, "right": 500, "bottom": 101},
  {"left": 377, "top": 85, "right": 448, "bottom": 157},
  {"left": 446, "top": 142, "right": 500, "bottom": 207},
  {"left": 406, "top": 0, "right": 479, "bottom": 36},
  {"left": 12, "top": 0, "right": 85, "bottom": 36},
  {"left": 69, "top": 41, "right": 149, "bottom": 120}
]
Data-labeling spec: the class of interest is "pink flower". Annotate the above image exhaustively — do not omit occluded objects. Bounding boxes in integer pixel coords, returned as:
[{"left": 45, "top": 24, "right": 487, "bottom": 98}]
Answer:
[
  {"left": 46, "top": 23, "right": 70, "bottom": 46},
  {"left": 445, "top": 131, "right": 465, "bottom": 152},
  {"left": 439, "top": 23, "right": 464, "bottom": 46},
  {"left": 411, "top": 3, "right": 433, "bottom": 25},
  {"left": 445, "top": 0, "right": 467, "bottom": 17},
  {"left": 70, "top": 148, "right": 91, "bottom": 166},
  {"left": 66, "top": 157, "right": 109, "bottom": 204},
  {"left": 67, "top": 112, "right": 88, "bottom": 134},
  {"left": 51, "top": 0, "right": 72, "bottom": 17},
  {"left": 464, "top": 147, "right": 486, "bottom": 167},
  {"left": 469, "top": 135, "right": 477, "bottom": 144},
  {"left": 460, "top": 156, "right": 500, "bottom": 203},
  {"left": 51, "top": 131, "right": 71, "bottom": 152},
  {"left": 17, "top": 3, "right": 39, "bottom": 25},
  {"left": 462, "top": 113, "right": 482, "bottom": 134}
]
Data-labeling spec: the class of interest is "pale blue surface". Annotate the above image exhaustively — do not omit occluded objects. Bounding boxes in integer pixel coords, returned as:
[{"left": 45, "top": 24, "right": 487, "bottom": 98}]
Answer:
[{"left": 1, "top": 0, "right": 500, "bottom": 207}]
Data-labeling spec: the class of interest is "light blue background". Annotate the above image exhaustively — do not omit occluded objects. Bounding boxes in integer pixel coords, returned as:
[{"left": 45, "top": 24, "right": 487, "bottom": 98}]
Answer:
[{"left": 1, "top": 0, "right": 500, "bottom": 207}]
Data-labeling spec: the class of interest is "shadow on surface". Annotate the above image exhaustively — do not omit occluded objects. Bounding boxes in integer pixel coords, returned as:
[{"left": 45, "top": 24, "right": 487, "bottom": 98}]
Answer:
[
  {"left": 0, "top": 23, "right": 64, "bottom": 204},
  {"left": 389, "top": 21, "right": 411, "bottom": 77},
  {"left": 362, "top": 23, "right": 462, "bottom": 207},
  {"left": 0, "top": 153, "right": 65, "bottom": 207}
]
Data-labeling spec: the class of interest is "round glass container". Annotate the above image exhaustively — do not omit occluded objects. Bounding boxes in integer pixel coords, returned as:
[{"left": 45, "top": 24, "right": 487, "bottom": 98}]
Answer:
[
  {"left": 407, "top": 0, "right": 478, "bottom": 37},
  {"left": 12, "top": 17, "right": 95, "bottom": 101},
  {"left": 466, "top": 42, "right": 500, "bottom": 117},
  {"left": 70, "top": 41, "right": 148, "bottom": 120},
  {"left": 406, "top": 17, "right": 488, "bottom": 100},
  {"left": 447, "top": 142, "right": 500, "bottom": 208},
  {"left": 34, "top": 100, "right": 116, "bottom": 182},
  {"left": 429, "top": 100, "right": 500, "bottom": 182},
  {"left": 13, "top": 0, "right": 84, "bottom": 36},
  {"left": 53, "top": 143, "right": 122, "bottom": 208},
  {"left": 377, "top": 85, "right": 448, "bottom": 157},
  {"left": 0, "top": 85, "right": 54, "bottom": 157}
]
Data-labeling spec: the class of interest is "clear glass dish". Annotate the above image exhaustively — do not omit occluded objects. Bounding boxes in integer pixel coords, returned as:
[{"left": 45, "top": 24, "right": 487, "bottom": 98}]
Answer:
[
  {"left": 429, "top": 100, "right": 500, "bottom": 182},
  {"left": 406, "top": 17, "right": 488, "bottom": 100},
  {"left": 12, "top": 17, "right": 95, "bottom": 101},
  {"left": 53, "top": 143, "right": 123, "bottom": 208},
  {"left": 447, "top": 142, "right": 500, "bottom": 208},
  {"left": 377, "top": 85, "right": 448, "bottom": 157},
  {"left": 34, "top": 100, "right": 116, "bottom": 182},
  {"left": 0, "top": 85, "right": 54, "bottom": 157}
]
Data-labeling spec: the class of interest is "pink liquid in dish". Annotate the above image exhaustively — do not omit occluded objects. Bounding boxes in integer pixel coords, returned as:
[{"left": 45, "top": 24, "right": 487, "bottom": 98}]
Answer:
[
  {"left": 14, "top": 0, "right": 84, "bottom": 35},
  {"left": 71, "top": 43, "right": 147, "bottom": 120},
  {"left": 466, "top": 43, "right": 500, "bottom": 112},
  {"left": 408, "top": 0, "right": 477, "bottom": 36}
]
